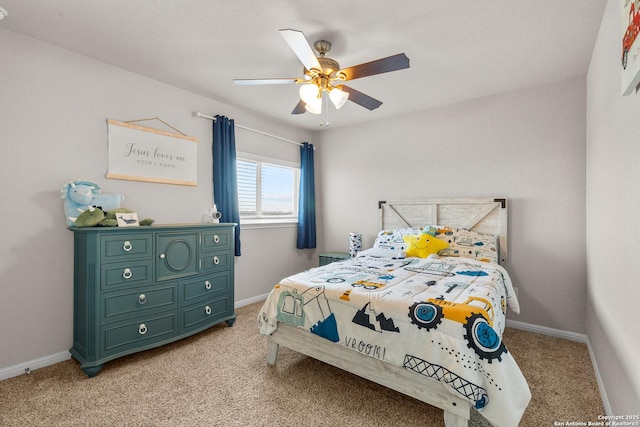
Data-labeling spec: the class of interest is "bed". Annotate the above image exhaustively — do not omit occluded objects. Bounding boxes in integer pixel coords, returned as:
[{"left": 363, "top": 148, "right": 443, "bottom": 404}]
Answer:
[{"left": 257, "top": 198, "right": 531, "bottom": 427}]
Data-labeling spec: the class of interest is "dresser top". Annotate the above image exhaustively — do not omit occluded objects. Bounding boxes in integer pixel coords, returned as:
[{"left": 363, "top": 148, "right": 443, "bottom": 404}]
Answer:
[{"left": 69, "top": 223, "right": 236, "bottom": 233}]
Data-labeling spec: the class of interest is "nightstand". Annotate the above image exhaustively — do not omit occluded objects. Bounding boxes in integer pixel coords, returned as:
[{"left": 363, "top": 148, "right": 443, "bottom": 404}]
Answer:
[{"left": 319, "top": 251, "right": 350, "bottom": 266}]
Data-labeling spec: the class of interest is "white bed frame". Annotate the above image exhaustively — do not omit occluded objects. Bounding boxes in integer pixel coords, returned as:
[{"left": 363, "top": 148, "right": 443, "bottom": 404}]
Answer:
[{"left": 265, "top": 198, "right": 508, "bottom": 427}]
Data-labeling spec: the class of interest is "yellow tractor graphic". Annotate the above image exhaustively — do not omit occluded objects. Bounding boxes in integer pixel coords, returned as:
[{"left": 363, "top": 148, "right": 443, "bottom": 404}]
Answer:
[
  {"left": 351, "top": 279, "right": 386, "bottom": 290},
  {"left": 408, "top": 296, "right": 507, "bottom": 362}
]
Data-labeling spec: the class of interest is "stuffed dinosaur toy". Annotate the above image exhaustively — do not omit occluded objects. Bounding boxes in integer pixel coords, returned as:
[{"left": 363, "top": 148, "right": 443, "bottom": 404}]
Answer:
[
  {"left": 73, "top": 206, "right": 107, "bottom": 227},
  {"left": 73, "top": 206, "right": 155, "bottom": 228},
  {"left": 61, "top": 180, "right": 124, "bottom": 226}
]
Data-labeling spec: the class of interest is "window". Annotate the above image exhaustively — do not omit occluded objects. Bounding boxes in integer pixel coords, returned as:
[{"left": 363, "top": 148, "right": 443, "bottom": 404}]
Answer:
[{"left": 236, "top": 152, "right": 299, "bottom": 224}]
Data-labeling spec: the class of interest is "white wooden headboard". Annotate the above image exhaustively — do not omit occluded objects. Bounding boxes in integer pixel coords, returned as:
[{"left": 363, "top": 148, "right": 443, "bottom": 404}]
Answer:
[{"left": 379, "top": 198, "right": 508, "bottom": 266}]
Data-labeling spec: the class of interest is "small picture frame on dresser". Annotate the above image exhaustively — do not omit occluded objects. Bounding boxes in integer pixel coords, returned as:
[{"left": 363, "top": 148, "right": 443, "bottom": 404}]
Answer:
[{"left": 115, "top": 212, "right": 139, "bottom": 227}]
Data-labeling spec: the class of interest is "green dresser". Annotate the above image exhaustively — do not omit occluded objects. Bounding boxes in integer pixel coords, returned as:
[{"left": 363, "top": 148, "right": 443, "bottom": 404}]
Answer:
[{"left": 69, "top": 223, "right": 236, "bottom": 377}]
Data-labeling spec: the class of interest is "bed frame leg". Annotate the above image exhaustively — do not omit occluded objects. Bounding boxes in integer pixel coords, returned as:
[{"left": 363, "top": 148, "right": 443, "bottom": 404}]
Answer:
[
  {"left": 266, "top": 338, "right": 279, "bottom": 365},
  {"left": 443, "top": 410, "right": 469, "bottom": 427}
]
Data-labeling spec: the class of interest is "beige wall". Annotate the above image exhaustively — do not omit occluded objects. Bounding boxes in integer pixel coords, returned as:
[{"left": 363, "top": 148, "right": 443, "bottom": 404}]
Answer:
[
  {"left": 314, "top": 77, "right": 588, "bottom": 334},
  {"left": 586, "top": 0, "right": 640, "bottom": 413},
  {"left": 0, "top": 28, "right": 314, "bottom": 371}
]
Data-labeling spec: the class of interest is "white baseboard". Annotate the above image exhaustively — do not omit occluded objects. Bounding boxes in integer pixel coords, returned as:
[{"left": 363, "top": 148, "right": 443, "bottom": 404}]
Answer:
[
  {"left": 234, "top": 293, "right": 269, "bottom": 308},
  {"left": 506, "top": 319, "right": 588, "bottom": 343},
  {"left": 506, "top": 319, "right": 612, "bottom": 416},
  {"left": 585, "top": 339, "right": 613, "bottom": 416},
  {"left": 0, "top": 350, "right": 70, "bottom": 381}
]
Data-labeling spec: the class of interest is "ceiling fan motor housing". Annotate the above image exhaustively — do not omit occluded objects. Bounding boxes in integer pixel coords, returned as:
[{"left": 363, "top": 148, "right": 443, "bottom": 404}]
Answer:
[
  {"left": 303, "top": 57, "right": 343, "bottom": 82},
  {"left": 316, "top": 57, "right": 340, "bottom": 74},
  {"left": 308, "top": 40, "right": 341, "bottom": 75}
]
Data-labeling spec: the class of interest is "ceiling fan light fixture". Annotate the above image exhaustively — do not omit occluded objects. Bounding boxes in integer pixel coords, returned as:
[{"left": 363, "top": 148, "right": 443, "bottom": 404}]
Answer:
[
  {"left": 304, "top": 97, "right": 322, "bottom": 114},
  {"left": 329, "top": 86, "right": 349, "bottom": 109},
  {"left": 299, "top": 84, "right": 320, "bottom": 104}
]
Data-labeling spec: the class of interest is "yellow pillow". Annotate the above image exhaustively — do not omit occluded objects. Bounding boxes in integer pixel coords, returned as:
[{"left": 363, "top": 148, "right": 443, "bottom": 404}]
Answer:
[{"left": 403, "top": 233, "right": 449, "bottom": 258}]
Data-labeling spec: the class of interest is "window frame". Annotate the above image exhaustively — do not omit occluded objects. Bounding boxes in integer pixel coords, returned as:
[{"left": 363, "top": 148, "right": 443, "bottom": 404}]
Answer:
[{"left": 236, "top": 151, "right": 299, "bottom": 226}]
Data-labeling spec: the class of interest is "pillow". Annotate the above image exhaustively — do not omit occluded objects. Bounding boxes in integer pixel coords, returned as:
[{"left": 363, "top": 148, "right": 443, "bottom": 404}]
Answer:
[
  {"left": 372, "top": 227, "right": 425, "bottom": 252},
  {"left": 356, "top": 247, "right": 405, "bottom": 258},
  {"left": 434, "top": 227, "right": 499, "bottom": 264},
  {"left": 403, "top": 233, "right": 449, "bottom": 258}
]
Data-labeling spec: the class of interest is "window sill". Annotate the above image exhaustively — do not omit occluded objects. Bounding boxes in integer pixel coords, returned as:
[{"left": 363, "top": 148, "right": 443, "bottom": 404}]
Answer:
[{"left": 240, "top": 219, "right": 298, "bottom": 229}]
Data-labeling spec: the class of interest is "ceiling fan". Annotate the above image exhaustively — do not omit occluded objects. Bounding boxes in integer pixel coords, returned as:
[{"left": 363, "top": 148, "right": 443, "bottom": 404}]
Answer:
[{"left": 233, "top": 29, "right": 410, "bottom": 115}]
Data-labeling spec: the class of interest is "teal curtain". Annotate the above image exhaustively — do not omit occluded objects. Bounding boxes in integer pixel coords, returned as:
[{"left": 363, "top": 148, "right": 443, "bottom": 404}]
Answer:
[
  {"left": 297, "top": 142, "right": 316, "bottom": 249},
  {"left": 213, "top": 115, "right": 241, "bottom": 256}
]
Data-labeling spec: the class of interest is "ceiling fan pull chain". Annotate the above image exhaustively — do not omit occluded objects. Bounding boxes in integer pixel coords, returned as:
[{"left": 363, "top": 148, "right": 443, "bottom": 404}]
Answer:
[{"left": 321, "top": 93, "right": 330, "bottom": 127}]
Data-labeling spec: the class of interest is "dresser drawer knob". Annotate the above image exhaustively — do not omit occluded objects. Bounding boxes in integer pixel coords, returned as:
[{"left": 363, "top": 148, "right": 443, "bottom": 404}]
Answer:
[
  {"left": 213, "top": 234, "right": 220, "bottom": 244},
  {"left": 122, "top": 268, "right": 132, "bottom": 279},
  {"left": 213, "top": 256, "right": 220, "bottom": 265},
  {"left": 138, "top": 323, "right": 147, "bottom": 335},
  {"left": 205, "top": 306, "right": 212, "bottom": 315},
  {"left": 138, "top": 294, "right": 147, "bottom": 304},
  {"left": 205, "top": 281, "right": 212, "bottom": 290},
  {"left": 123, "top": 241, "right": 132, "bottom": 252},
  {"left": 159, "top": 253, "right": 166, "bottom": 259}
]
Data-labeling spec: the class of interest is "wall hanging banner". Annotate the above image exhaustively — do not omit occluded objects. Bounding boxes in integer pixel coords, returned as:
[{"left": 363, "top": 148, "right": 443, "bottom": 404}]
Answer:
[{"left": 106, "top": 119, "right": 198, "bottom": 186}]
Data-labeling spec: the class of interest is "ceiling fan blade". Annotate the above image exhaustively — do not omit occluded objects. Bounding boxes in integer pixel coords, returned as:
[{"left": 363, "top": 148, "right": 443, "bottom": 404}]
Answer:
[
  {"left": 341, "top": 85, "right": 383, "bottom": 110},
  {"left": 291, "top": 100, "right": 307, "bottom": 115},
  {"left": 233, "top": 78, "right": 298, "bottom": 85},
  {"left": 340, "top": 53, "right": 410, "bottom": 81},
  {"left": 279, "top": 29, "right": 322, "bottom": 72}
]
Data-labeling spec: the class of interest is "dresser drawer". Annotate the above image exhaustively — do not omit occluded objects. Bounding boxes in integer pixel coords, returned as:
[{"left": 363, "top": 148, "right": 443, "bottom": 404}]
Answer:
[
  {"left": 101, "top": 234, "right": 152, "bottom": 261},
  {"left": 102, "top": 313, "right": 176, "bottom": 354},
  {"left": 202, "top": 229, "right": 232, "bottom": 252},
  {"left": 201, "top": 251, "right": 231, "bottom": 272},
  {"left": 103, "top": 285, "right": 177, "bottom": 321},
  {"left": 181, "top": 272, "right": 230, "bottom": 306},
  {"left": 181, "top": 296, "right": 232, "bottom": 332},
  {"left": 101, "top": 260, "right": 153, "bottom": 291}
]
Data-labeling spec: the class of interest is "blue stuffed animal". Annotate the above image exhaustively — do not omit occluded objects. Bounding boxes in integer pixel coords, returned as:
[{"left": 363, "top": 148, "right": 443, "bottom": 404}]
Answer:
[{"left": 61, "top": 180, "right": 124, "bottom": 226}]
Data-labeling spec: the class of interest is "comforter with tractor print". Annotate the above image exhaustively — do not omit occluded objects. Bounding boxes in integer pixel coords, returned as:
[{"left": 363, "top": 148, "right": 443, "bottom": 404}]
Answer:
[{"left": 258, "top": 253, "right": 531, "bottom": 427}]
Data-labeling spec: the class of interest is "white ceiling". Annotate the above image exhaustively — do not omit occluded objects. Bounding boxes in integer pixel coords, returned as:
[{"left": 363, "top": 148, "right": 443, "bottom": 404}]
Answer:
[{"left": 0, "top": 0, "right": 607, "bottom": 131}]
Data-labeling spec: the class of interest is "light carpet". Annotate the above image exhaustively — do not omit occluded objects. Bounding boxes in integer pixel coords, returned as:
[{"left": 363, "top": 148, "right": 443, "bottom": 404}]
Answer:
[{"left": 0, "top": 301, "right": 603, "bottom": 426}]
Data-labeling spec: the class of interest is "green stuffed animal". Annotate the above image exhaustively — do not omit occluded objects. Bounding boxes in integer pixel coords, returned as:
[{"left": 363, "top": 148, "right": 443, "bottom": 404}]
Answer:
[
  {"left": 73, "top": 206, "right": 106, "bottom": 227},
  {"left": 72, "top": 206, "right": 154, "bottom": 227}
]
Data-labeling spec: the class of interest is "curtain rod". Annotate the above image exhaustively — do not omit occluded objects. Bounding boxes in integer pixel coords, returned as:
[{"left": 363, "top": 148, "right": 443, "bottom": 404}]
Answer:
[{"left": 193, "top": 111, "right": 309, "bottom": 148}]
